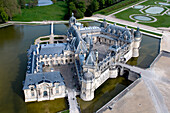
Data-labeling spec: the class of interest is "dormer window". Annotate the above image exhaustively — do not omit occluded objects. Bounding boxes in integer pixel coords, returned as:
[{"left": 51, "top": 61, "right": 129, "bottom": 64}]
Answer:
[{"left": 31, "top": 87, "right": 34, "bottom": 91}]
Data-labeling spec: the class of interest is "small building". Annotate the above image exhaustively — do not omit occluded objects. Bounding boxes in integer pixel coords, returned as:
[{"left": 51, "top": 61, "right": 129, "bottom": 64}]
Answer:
[{"left": 23, "top": 71, "right": 66, "bottom": 102}]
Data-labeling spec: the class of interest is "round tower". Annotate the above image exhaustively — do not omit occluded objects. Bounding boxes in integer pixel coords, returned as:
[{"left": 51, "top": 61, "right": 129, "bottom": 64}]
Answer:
[
  {"left": 132, "top": 27, "right": 142, "bottom": 57},
  {"left": 109, "top": 65, "right": 118, "bottom": 78},
  {"left": 80, "top": 71, "right": 95, "bottom": 101}
]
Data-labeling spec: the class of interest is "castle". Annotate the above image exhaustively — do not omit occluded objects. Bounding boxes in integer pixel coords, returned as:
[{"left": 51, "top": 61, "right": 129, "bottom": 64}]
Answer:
[{"left": 23, "top": 14, "right": 142, "bottom": 102}]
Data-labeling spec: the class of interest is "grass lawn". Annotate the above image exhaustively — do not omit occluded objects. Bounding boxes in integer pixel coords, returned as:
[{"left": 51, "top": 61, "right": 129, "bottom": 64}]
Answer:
[
  {"left": 13, "top": 1, "right": 68, "bottom": 21},
  {"left": 26, "top": 98, "right": 68, "bottom": 113},
  {"left": 94, "top": 0, "right": 143, "bottom": 15},
  {"left": 114, "top": 0, "right": 170, "bottom": 27}
]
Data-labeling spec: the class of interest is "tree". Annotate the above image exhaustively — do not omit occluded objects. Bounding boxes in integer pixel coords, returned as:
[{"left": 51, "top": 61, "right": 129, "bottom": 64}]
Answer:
[
  {"left": 98, "top": 0, "right": 105, "bottom": 9},
  {"left": 28, "top": 0, "right": 38, "bottom": 8},
  {"left": 52, "top": 0, "right": 57, "bottom": 4},
  {"left": 18, "top": 0, "right": 26, "bottom": 9},
  {"left": 0, "top": 7, "right": 8, "bottom": 22},
  {"left": 2, "top": 0, "right": 20, "bottom": 20},
  {"left": 90, "top": 0, "right": 99, "bottom": 12},
  {"left": 77, "top": 1, "right": 86, "bottom": 13}
]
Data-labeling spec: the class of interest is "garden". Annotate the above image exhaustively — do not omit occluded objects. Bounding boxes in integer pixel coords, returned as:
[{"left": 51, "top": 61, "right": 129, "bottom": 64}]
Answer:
[{"left": 114, "top": 0, "right": 170, "bottom": 27}]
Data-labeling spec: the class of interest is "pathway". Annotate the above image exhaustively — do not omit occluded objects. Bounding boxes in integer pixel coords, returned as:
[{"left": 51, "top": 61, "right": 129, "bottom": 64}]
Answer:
[
  {"left": 67, "top": 89, "right": 80, "bottom": 113},
  {"left": 116, "top": 62, "right": 169, "bottom": 113}
]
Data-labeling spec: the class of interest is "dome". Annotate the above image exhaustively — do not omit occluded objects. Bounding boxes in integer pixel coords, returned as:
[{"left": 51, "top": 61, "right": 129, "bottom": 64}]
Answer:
[
  {"left": 83, "top": 71, "right": 94, "bottom": 81},
  {"left": 134, "top": 27, "right": 141, "bottom": 38}
]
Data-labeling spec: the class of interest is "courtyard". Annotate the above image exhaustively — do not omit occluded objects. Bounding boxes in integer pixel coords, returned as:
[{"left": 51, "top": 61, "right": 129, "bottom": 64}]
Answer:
[{"left": 43, "top": 64, "right": 79, "bottom": 90}]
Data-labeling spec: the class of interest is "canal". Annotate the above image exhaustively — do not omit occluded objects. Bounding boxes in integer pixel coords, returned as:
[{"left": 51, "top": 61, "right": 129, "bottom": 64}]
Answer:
[{"left": 0, "top": 22, "right": 160, "bottom": 113}]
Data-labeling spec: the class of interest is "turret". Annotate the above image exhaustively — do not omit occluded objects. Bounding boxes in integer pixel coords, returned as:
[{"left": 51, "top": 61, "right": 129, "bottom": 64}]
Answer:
[
  {"left": 132, "top": 27, "right": 142, "bottom": 57},
  {"left": 80, "top": 71, "right": 95, "bottom": 101}
]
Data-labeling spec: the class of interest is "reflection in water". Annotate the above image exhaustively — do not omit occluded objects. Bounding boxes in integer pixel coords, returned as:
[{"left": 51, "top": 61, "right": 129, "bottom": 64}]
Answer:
[
  {"left": 77, "top": 77, "right": 132, "bottom": 113},
  {"left": 127, "top": 34, "right": 160, "bottom": 68},
  {"left": 0, "top": 22, "right": 160, "bottom": 113}
]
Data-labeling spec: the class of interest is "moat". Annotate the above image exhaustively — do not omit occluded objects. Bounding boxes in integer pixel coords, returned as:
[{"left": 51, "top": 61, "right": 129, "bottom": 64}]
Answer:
[{"left": 0, "top": 22, "right": 160, "bottom": 113}]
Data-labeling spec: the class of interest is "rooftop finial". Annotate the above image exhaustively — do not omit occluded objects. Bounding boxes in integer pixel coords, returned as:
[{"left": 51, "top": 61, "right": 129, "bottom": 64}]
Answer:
[{"left": 72, "top": 12, "right": 74, "bottom": 17}]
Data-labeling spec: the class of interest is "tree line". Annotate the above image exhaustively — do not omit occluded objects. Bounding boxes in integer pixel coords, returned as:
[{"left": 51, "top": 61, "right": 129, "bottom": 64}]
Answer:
[
  {"left": 64, "top": 0, "right": 124, "bottom": 19},
  {"left": 0, "top": 0, "right": 38, "bottom": 23}
]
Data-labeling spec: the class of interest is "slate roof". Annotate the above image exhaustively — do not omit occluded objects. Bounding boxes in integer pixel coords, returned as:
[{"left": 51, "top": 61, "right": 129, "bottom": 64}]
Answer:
[
  {"left": 85, "top": 51, "right": 96, "bottom": 65},
  {"left": 23, "top": 71, "right": 64, "bottom": 90},
  {"left": 39, "top": 43, "right": 67, "bottom": 56}
]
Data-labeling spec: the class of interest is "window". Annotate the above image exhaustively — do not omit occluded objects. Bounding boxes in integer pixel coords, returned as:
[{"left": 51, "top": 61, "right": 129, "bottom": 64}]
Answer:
[
  {"left": 56, "top": 84, "right": 58, "bottom": 88},
  {"left": 43, "top": 91, "right": 48, "bottom": 97},
  {"left": 56, "top": 89, "right": 59, "bottom": 93},
  {"left": 31, "top": 92, "right": 34, "bottom": 96},
  {"left": 31, "top": 87, "right": 34, "bottom": 91},
  {"left": 70, "top": 59, "right": 72, "bottom": 63}
]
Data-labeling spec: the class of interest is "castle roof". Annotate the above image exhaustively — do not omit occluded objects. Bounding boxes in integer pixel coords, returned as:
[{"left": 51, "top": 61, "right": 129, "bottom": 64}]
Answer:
[
  {"left": 23, "top": 71, "right": 64, "bottom": 90},
  {"left": 39, "top": 43, "right": 67, "bottom": 56},
  {"left": 85, "top": 51, "right": 96, "bottom": 65}
]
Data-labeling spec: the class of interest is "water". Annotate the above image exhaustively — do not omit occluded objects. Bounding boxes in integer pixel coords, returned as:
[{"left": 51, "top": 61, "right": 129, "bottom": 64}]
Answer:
[
  {"left": 77, "top": 77, "right": 132, "bottom": 113},
  {"left": 37, "top": 0, "right": 53, "bottom": 6},
  {"left": 145, "top": 6, "right": 164, "bottom": 14},
  {"left": 134, "top": 15, "right": 152, "bottom": 21},
  {"left": 0, "top": 22, "right": 160, "bottom": 113},
  {"left": 158, "top": 2, "right": 170, "bottom": 6},
  {"left": 133, "top": 5, "right": 144, "bottom": 9},
  {"left": 167, "top": 12, "right": 170, "bottom": 15},
  {"left": 127, "top": 34, "right": 160, "bottom": 68}
]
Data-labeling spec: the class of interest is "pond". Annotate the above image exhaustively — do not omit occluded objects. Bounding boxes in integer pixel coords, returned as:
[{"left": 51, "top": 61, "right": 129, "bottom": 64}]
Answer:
[
  {"left": 37, "top": 0, "right": 53, "bottom": 6},
  {"left": 133, "top": 5, "right": 145, "bottom": 9},
  {"left": 167, "top": 11, "right": 170, "bottom": 15},
  {"left": 134, "top": 15, "right": 152, "bottom": 21},
  {"left": 158, "top": 2, "right": 170, "bottom": 6},
  {"left": 0, "top": 22, "right": 160, "bottom": 113},
  {"left": 145, "top": 6, "right": 164, "bottom": 14}
]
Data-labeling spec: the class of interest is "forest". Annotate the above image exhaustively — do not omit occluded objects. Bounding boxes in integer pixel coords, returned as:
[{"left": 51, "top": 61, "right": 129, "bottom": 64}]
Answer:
[{"left": 0, "top": 0, "right": 135, "bottom": 22}]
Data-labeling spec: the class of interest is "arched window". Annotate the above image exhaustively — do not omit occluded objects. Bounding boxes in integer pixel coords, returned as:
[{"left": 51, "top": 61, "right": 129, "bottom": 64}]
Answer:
[{"left": 43, "top": 91, "right": 48, "bottom": 97}]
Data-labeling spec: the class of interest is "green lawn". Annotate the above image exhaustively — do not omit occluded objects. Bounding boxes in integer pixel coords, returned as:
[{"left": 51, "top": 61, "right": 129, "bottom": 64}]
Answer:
[
  {"left": 94, "top": 0, "right": 143, "bottom": 15},
  {"left": 114, "top": 0, "right": 170, "bottom": 27},
  {"left": 13, "top": 1, "right": 68, "bottom": 21}
]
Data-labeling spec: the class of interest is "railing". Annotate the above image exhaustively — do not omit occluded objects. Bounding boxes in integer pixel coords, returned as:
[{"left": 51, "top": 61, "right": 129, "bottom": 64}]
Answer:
[{"left": 96, "top": 78, "right": 141, "bottom": 113}]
